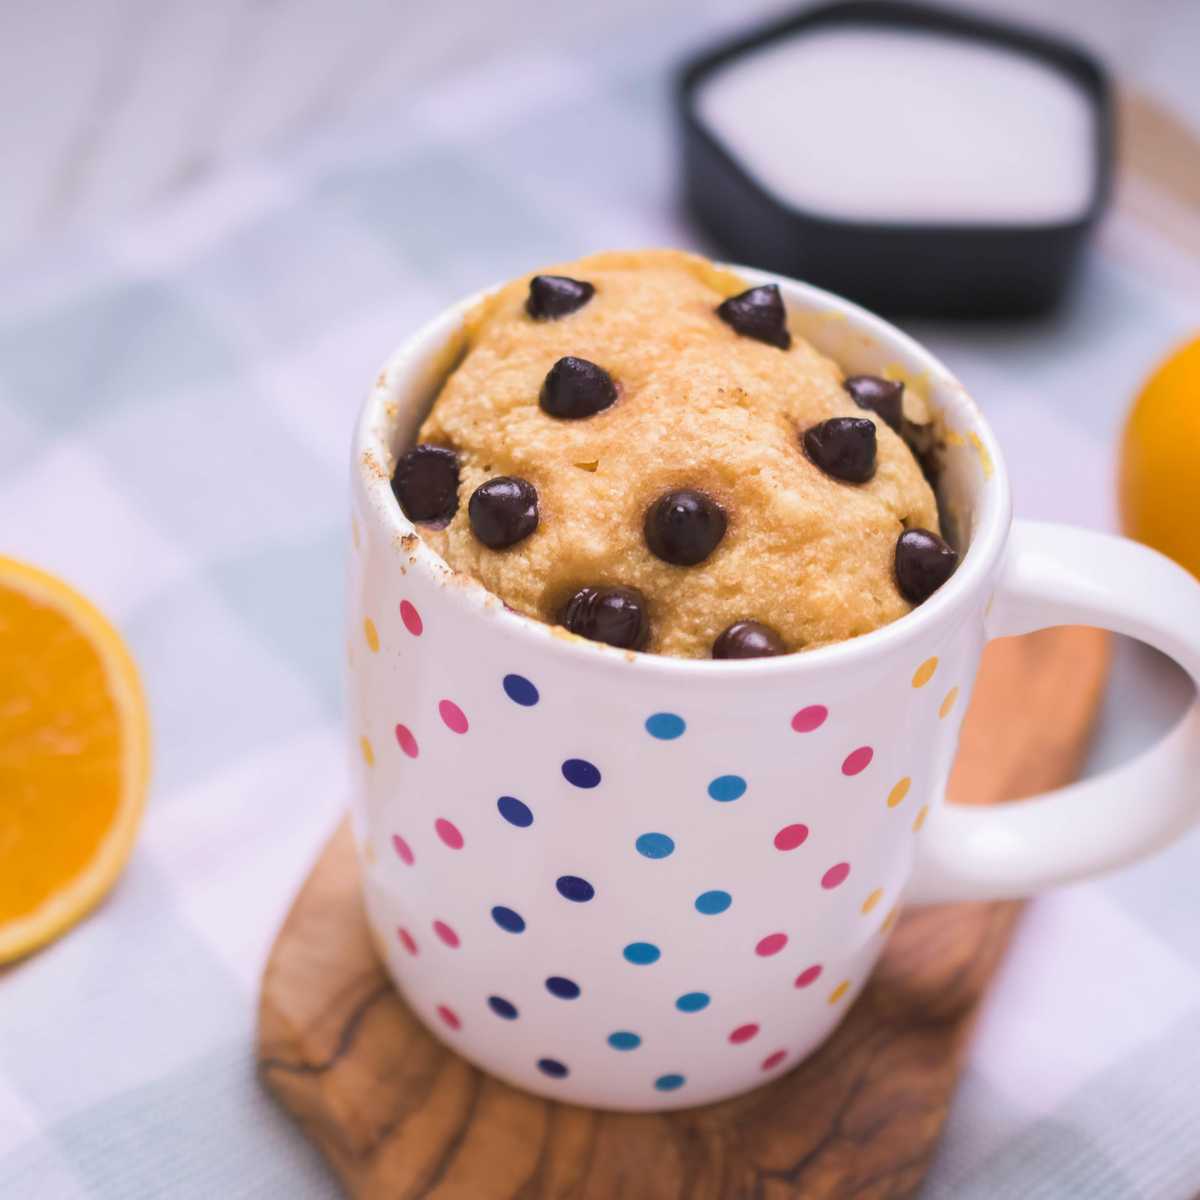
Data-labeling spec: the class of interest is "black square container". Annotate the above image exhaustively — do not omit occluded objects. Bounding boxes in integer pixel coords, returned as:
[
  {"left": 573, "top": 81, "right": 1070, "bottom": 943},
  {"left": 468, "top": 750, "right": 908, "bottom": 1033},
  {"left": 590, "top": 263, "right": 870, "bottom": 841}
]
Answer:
[{"left": 678, "top": 1, "right": 1114, "bottom": 317}]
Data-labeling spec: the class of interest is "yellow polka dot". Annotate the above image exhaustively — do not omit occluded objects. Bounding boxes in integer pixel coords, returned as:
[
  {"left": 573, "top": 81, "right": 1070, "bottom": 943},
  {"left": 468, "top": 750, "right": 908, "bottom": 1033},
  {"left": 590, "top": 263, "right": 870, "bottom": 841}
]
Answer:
[
  {"left": 912, "top": 656, "right": 938, "bottom": 688},
  {"left": 360, "top": 736, "right": 375, "bottom": 767},
  {"left": 861, "top": 888, "right": 883, "bottom": 915},
  {"left": 880, "top": 905, "right": 899, "bottom": 934},
  {"left": 828, "top": 980, "right": 850, "bottom": 1005},
  {"left": 887, "top": 776, "right": 911, "bottom": 808},
  {"left": 913, "top": 804, "right": 929, "bottom": 832},
  {"left": 363, "top": 617, "right": 380, "bottom": 653},
  {"left": 364, "top": 842, "right": 378, "bottom": 865},
  {"left": 352, "top": 516, "right": 361, "bottom": 551},
  {"left": 939, "top": 686, "right": 960, "bottom": 719}
]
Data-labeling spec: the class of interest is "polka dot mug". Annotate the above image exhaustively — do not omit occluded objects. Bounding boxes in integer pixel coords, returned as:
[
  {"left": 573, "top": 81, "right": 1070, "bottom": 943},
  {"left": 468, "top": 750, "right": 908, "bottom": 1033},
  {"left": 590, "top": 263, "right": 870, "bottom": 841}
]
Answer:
[{"left": 348, "top": 268, "right": 1200, "bottom": 1111}]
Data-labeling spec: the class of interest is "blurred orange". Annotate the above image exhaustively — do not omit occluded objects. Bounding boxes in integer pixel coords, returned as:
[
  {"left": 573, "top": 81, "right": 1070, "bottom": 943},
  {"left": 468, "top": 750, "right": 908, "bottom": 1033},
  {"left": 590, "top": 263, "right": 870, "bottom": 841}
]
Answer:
[{"left": 1118, "top": 336, "right": 1200, "bottom": 580}]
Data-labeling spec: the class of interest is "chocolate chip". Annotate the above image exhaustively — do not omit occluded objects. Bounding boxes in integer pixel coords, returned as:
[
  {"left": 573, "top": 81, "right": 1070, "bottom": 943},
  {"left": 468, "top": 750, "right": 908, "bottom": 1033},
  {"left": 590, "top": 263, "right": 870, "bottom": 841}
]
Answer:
[
  {"left": 468, "top": 476, "right": 538, "bottom": 549},
  {"left": 803, "top": 417, "right": 877, "bottom": 484},
  {"left": 539, "top": 356, "right": 618, "bottom": 419},
  {"left": 895, "top": 529, "right": 958, "bottom": 605},
  {"left": 844, "top": 375, "right": 904, "bottom": 432},
  {"left": 715, "top": 284, "right": 791, "bottom": 349},
  {"left": 391, "top": 444, "right": 460, "bottom": 525},
  {"left": 526, "top": 275, "right": 595, "bottom": 320},
  {"left": 559, "top": 586, "right": 649, "bottom": 650},
  {"left": 644, "top": 489, "right": 727, "bottom": 566},
  {"left": 712, "top": 621, "right": 786, "bottom": 659}
]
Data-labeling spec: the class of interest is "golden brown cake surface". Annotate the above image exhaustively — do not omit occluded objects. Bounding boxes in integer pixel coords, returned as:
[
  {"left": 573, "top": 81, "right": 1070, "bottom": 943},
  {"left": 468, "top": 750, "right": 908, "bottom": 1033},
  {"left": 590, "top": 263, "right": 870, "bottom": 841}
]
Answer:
[{"left": 414, "top": 250, "right": 939, "bottom": 658}]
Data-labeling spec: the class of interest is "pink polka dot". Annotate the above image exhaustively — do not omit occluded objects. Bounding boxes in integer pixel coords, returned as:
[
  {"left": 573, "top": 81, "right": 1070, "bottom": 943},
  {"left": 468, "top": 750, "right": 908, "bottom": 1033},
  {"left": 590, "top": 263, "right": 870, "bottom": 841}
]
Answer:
[
  {"left": 438, "top": 699, "right": 469, "bottom": 734},
  {"left": 774, "top": 823, "right": 809, "bottom": 851},
  {"left": 399, "top": 600, "right": 423, "bottom": 636},
  {"left": 391, "top": 835, "right": 414, "bottom": 865},
  {"left": 394, "top": 724, "right": 419, "bottom": 758},
  {"left": 435, "top": 818, "right": 463, "bottom": 850},
  {"left": 761, "top": 1050, "right": 787, "bottom": 1071},
  {"left": 822, "top": 862, "right": 851, "bottom": 890},
  {"left": 791, "top": 705, "right": 828, "bottom": 733},
  {"left": 436, "top": 1004, "right": 461, "bottom": 1030},
  {"left": 432, "top": 920, "right": 459, "bottom": 948},
  {"left": 842, "top": 746, "right": 874, "bottom": 775},
  {"left": 756, "top": 932, "right": 788, "bottom": 957},
  {"left": 794, "top": 964, "right": 823, "bottom": 988},
  {"left": 397, "top": 927, "right": 418, "bottom": 955},
  {"left": 729, "top": 1023, "right": 760, "bottom": 1044}
]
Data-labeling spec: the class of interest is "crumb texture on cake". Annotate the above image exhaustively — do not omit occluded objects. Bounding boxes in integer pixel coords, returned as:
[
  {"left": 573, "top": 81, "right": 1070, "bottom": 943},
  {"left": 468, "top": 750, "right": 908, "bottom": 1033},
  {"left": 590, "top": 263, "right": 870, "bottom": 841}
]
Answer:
[{"left": 414, "top": 249, "right": 940, "bottom": 658}]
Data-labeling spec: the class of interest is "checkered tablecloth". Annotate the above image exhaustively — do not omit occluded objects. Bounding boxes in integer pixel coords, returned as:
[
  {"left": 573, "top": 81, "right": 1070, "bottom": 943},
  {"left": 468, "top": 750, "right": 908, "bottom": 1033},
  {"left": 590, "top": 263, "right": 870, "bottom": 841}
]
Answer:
[{"left": 2, "top": 6, "right": 1199, "bottom": 1197}]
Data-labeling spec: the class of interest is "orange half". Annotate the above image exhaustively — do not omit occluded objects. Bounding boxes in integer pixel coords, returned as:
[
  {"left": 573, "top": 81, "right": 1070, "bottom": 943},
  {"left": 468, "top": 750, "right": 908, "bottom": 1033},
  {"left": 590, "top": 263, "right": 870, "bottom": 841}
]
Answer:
[
  {"left": 1119, "top": 334, "right": 1200, "bottom": 579},
  {"left": 0, "top": 557, "right": 150, "bottom": 962}
]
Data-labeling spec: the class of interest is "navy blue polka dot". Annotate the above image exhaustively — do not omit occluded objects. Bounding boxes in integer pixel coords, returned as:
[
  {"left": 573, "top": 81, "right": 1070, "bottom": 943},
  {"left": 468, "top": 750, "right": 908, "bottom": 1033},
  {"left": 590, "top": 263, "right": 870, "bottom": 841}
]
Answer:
[
  {"left": 556, "top": 875, "right": 595, "bottom": 902},
  {"left": 655, "top": 1073, "right": 686, "bottom": 1091},
  {"left": 635, "top": 832, "right": 675, "bottom": 859},
  {"left": 645, "top": 712, "right": 686, "bottom": 740},
  {"left": 488, "top": 995, "right": 518, "bottom": 1019},
  {"left": 497, "top": 795, "right": 533, "bottom": 827},
  {"left": 502, "top": 673, "right": 539, "bottom": 706},
  {"left": 545, "top": 976, "right": 581, "bottom": 999},
  {"left": 608, "top": 1031, "right": 641, "bottom": 1051},
  {"left": 695, "top": 889, "right": 732, "bottom": 915},
  {"left": 676, "top": 991, "right": 710, "bottom": 1012},
  {"left": 562, "top": 758, "right": 601, "bottom": 788},
  {"left": 537, "top": 1057, "right": 569, "bottom": 1078},
  {"left": 708, "top": 774, "right": 747, "bottom": 802},
  {"left": 491, "top": 905, "right": 525, "bottom": 933},
  {"left": 623, "top": 941, "right": 661, "bottom": 965}
]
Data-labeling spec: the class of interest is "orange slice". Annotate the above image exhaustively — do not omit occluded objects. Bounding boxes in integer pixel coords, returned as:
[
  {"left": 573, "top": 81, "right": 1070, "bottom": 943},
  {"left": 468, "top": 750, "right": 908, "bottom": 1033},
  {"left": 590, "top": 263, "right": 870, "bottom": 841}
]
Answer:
[{"left": 0, "top": 558, "right": 150, "bottom": 962}]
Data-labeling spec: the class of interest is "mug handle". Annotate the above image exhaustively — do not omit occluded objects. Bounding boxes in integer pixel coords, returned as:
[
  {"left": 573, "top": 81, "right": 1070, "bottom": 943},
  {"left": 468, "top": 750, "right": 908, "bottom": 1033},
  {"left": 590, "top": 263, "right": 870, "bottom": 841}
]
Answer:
[{"left": 909, "top": 519, "right": 1200, "bottom": 904}]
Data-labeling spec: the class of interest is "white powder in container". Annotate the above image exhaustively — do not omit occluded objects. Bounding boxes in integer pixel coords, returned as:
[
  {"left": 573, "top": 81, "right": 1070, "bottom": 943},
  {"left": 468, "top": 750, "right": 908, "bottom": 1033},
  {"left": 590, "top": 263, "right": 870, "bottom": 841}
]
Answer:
[{"left": 696, "top": 25, "right": 1096, "bottom": 226}]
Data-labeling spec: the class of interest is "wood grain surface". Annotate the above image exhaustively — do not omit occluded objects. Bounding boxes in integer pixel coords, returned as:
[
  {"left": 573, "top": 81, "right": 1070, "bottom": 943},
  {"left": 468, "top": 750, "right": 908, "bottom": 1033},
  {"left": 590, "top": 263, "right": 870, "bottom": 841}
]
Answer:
[{"left": 259, "top": 626, "right": 1109, "bottom": 1200}]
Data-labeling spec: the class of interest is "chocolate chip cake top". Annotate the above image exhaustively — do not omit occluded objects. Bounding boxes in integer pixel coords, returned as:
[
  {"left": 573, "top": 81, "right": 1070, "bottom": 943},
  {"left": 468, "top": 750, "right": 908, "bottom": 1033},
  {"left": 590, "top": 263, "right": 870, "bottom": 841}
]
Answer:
[{"left": 399, "top": 250, "right": 950, "bottom": 658}]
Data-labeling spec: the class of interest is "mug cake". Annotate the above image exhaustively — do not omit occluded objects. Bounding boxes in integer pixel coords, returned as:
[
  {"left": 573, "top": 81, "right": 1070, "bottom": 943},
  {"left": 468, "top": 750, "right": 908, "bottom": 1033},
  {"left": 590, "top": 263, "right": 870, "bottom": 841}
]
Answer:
[{"left": 389, "top": 250, "right": 955, "bottom": 658}]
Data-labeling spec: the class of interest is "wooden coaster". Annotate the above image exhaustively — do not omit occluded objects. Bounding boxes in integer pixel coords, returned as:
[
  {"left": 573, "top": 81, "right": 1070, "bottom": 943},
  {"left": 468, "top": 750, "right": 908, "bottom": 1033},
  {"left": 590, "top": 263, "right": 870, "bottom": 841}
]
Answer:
[{"left": 259, "top": 627, "right": 1108, "bottom": 1199}]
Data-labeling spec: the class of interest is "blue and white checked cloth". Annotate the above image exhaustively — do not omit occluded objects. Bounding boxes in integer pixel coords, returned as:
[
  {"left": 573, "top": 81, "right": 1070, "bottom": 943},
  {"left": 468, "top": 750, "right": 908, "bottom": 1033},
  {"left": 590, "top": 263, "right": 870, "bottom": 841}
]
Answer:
[{"left": 2, "top": 8, "right": 1199, "bottom": 1197}]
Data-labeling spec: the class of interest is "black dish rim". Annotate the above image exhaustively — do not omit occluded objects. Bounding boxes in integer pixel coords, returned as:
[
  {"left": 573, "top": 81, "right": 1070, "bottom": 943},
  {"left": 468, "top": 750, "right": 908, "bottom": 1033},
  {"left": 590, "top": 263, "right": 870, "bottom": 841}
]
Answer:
[{"left": 677, "top": 0, "right": 1114, "bottom": 242}]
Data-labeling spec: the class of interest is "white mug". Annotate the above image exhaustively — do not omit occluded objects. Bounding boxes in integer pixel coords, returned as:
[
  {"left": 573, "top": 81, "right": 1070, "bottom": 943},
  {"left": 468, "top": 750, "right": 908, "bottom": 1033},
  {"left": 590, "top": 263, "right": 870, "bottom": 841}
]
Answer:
[{"left": 347, "top": 266, "right": 1200, "bottom": 1111}]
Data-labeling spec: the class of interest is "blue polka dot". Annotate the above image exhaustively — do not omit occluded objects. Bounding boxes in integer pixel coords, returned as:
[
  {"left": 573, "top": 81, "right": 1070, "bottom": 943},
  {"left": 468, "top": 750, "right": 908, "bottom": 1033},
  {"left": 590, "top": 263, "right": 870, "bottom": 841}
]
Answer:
[
  {"left": 635, "top": 832, "right": 675, "bottom": 859},
  {"left": 608, "top": 1031, "right": 641, "bottom": 1051},
  {"left": 645, "top": 712, "right": 686, "bottom": 740},
  {"left": 676, "top": 991, "right": 710, "bottom": 1012},
  {"left": 545, "top": 976, "right": 581, "bottom": 999},
  {"left": 491, "top": 905, "right": 525, "bottom": 933},
  {"left": 488, "top": 996, "right": 518, "bottom": 1020},
  {"left": 655, "top": 1073, "right": 686, "bottom": 1092},
  {"left": 556, "top": 875, "right": 595, "bottom": 902},
  {"left": 623, "top": 941, "right": 661, "bottom": 965},
  {"left": 502, "top": 673, "right": 539, "bottom": 706},
  {"left": 707, "top": 774, "right": 747, "bottom": 802},
  {"left": 695, "top": 889, "right": 732, "bottom": 915},
  {"left": 562, "top": 758, "right": 601, "bottom": 788},
  {"left": 537, "top": 1057, "right": 569, "bottom": 1078},
  {"left": 497, "top": 795, "right": 533, "bottom": 827}
]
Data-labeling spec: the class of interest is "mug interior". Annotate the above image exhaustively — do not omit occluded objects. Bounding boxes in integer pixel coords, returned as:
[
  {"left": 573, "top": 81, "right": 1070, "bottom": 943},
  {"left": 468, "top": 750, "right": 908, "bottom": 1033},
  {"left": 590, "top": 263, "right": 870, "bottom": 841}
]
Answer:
[{"left": 354, "top": 264, "right": 1012, "bottom": 675}]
